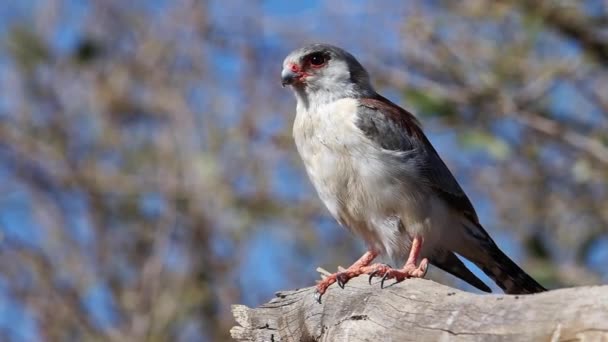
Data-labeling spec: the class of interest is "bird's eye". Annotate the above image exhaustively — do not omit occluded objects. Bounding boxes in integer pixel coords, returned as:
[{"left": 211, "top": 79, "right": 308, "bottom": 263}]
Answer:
[{"left": 309, "top": 53, "right": 326, "bottom": 67}]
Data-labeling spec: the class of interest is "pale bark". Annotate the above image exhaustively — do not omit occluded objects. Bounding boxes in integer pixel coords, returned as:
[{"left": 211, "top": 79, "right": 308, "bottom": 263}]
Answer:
[{"left": 231, "top": 277, "right": 608, "bottom": 341}]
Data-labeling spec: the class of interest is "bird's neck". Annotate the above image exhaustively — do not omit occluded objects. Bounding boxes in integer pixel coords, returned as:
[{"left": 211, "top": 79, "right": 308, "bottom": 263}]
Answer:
[{"left": 293, "top": 83, "right": 376, "bottom": 111}]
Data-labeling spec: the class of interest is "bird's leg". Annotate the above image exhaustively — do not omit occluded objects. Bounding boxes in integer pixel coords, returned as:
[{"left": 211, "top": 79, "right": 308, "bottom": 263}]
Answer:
[
  {"left": 402, "top": 235, "right": 429, "bottom": 276},
  {"left": 315, "top": 250, "right": 378, "bottom": 302},
  {"left": 368, "top": 235, "right": 429, "bottom": 288}
]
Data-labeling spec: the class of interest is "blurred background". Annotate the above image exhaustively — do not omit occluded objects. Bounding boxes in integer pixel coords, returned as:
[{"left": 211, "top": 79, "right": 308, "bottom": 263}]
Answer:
[{"left": 0, "top": 0, "right": 607, "bottom": 340}]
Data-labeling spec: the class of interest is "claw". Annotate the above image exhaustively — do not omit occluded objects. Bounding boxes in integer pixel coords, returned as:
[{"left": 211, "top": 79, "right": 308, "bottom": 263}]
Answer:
[
  {"left": 368, "top": 271, "right": 379, "bottom": 284},
  {"left": 380, "top": 272, "right": 391, "bottom": 289},
  {"left": 314, "top": 290, "right": 322, "bottom": 304},
  {"left": 420, "top": 258, "right": 429, "bottom": 277},
  {"left": 336, "top": 273, "right": 347, "bottom": 289},
  {"left": 369, "top": 264, "right": 389, "bottom": 285}
]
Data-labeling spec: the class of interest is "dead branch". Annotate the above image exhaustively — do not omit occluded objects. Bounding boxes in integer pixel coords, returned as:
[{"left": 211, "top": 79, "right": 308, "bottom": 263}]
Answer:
[{"left": 231, "top": 277, "right": 608, "bottom": 341}]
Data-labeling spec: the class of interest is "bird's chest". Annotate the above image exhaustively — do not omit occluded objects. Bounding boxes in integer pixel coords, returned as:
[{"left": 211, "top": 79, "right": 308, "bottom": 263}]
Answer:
[
  {"left": 293, "top": 101, "right": 358, "bottom": 173},
  {"left": 293, "top": 99, "right": 397, "bottom": 224}
]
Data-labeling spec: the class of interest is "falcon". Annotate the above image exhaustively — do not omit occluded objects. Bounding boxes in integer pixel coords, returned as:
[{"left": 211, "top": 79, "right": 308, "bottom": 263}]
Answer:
[{"left": 281, "top": 44, "right": 546, "bottom": 302}]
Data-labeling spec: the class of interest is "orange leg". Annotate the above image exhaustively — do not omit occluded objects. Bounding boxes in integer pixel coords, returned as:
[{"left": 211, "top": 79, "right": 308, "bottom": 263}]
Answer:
[
  {"left": 315, "top": 250, "right": 378, "bottom": 303},
  {"left": 368, "top": 235, "right": 429, "bottom": 288}
]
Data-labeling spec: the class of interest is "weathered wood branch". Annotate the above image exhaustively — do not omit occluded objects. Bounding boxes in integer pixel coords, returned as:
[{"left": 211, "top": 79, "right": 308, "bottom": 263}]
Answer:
[{"left": 231, "top": 277, "right": 608, "bottom": 341}]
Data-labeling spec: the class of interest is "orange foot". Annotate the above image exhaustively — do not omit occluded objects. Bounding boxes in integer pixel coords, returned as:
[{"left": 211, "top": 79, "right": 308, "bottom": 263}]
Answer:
[
  {"left": 314, "top": 251, "right": 379, "bottom": 303},
  {"left": 315, "top": 270, "right": 352, "bottom": 303},
  {"left": 368, "top": 258, "right": 429, "bottom": 288}
]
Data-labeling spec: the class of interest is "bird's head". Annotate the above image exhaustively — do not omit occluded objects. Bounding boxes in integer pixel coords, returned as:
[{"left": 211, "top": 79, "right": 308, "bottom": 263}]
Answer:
[{"left": 281, "top": 44, "right": 375, "bottom": 103}]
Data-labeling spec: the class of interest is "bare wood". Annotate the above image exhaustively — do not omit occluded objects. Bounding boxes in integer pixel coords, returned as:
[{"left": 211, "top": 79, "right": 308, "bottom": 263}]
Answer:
[{"left": 231, "top": 277, "right": 608, "bottom": 341}]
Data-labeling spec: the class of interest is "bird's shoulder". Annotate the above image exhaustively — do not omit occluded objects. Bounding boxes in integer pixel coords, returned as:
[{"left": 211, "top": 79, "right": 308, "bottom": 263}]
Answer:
[{"left": 355, "top": 94, "right": 425, "bottom": 151}]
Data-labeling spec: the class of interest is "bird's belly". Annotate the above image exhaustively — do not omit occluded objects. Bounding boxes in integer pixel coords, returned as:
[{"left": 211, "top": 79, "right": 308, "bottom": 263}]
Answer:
[{"left": 300, "top": 140, "right": 444, "bottom": 261}]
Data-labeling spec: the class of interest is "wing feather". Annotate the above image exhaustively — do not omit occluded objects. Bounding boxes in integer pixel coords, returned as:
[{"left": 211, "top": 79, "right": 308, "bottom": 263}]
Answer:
[{"left": 356, "top": 94, "right": 479, "bottom": 223}]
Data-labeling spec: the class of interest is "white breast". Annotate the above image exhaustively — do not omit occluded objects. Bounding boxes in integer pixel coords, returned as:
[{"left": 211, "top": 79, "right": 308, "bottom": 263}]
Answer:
[{"left": 293, "top": 98, "right": 361, "bottom": 221}]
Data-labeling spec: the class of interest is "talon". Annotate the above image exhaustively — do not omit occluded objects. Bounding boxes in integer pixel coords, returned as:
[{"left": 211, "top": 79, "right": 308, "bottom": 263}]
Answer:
[
  {"left": 337, "top": 277, "right": 345, "bottom": 289},
  {"left": 420, "top": 258, "right": 429, "bottom": 277},
  {"left": 368, "top": 271, "right": 378, "bottom": 284},
  {"left": 336, "top": 273, "right": 348, "bottom": 289},
  {"left": 380, "top": 272, "right": 391, "bottom": 289},
  {"left": 314, "top": 290, "right": 322, "bottom": 304}
]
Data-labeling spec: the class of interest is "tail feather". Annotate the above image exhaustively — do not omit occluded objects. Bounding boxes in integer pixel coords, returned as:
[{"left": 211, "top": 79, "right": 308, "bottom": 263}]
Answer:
[
  {"left": 475, "top": 245, "right": 546, "bottom": 294},
  {"left": 458, "top": 220, "right": 546, "bottom": 295},
  {"left": 431, "top": 249, "right": 491, "bottom": 293}
]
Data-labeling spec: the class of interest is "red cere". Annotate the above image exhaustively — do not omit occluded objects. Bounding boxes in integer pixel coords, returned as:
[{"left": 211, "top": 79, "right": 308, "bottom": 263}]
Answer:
[{"left": 289, "top": 63, "right": 300, "bottom": 72}]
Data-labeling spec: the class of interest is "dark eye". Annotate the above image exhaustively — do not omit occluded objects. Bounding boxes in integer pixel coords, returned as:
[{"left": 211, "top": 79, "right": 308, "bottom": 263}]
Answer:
[{"left": 309, "top": 53, "right": 326, "bottom": 66}]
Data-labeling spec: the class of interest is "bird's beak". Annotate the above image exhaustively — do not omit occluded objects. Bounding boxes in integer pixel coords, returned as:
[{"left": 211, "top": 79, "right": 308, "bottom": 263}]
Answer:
[{"left": 281, "top": 68, "right": 297, "bottom": 87}]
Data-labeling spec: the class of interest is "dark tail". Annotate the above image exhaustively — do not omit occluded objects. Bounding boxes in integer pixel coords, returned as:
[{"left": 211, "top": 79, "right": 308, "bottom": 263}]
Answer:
[
  {"left": 475, "top": 244, "right": 546, "bottom": 294},
  {"left": 458, "top": 220, "right": 546, "bottom": 294}
]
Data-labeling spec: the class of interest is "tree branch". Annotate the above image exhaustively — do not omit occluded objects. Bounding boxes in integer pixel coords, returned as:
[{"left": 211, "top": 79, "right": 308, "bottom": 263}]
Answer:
[
  {"left": 231, "top": 277, "right": 608, "bottom": 341},
  {"left": 515, "top": 1, "right": 608, "bottom": 67}
]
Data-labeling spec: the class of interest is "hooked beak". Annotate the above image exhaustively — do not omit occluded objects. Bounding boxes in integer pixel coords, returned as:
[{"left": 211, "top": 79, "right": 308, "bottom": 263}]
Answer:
[{"left": 281, "top": 68, "right": 297, "bottom": 87}]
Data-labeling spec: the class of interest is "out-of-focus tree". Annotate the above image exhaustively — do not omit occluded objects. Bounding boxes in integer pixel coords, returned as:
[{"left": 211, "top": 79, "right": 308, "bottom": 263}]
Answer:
[
  {"left": 0, "top": 0, "right": 606, "bottom": 340},
  {"left": 373, "top": 0, "right": 608, "bottom": 287}
]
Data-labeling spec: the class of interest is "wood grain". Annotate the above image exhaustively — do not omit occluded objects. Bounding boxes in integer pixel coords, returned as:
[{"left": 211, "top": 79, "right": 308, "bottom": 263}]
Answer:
[{"left": 231, "top": 277, "right": 608, "bottom": 341}]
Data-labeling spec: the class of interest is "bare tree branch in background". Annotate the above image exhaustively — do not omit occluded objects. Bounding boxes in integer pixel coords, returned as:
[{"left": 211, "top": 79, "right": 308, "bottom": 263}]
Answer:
[{"left": 0, "top": 1, "right": 606, "bottom": 340}]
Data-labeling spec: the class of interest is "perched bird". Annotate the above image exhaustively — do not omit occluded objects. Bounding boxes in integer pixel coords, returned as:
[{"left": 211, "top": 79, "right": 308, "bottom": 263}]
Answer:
[{"left": 281, "top": 43, "right": 546, "bottom": 302}]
